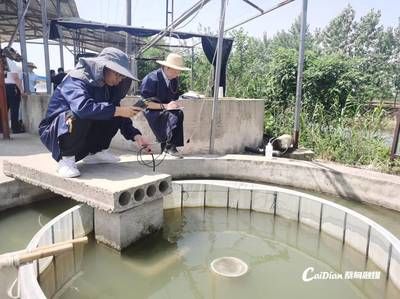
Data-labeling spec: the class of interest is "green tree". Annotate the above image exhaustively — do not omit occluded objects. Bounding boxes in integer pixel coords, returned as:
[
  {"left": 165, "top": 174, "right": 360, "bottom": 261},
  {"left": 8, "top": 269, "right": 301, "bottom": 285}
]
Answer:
[
  {"left": 352, "top": 9, "right": 383, "bottom": 56},
  {"left": 269, "top": 16, "right": 313, "bottom": 51},
  {"left": 318, "top": 4, "right": 355, "bottom": 55}
]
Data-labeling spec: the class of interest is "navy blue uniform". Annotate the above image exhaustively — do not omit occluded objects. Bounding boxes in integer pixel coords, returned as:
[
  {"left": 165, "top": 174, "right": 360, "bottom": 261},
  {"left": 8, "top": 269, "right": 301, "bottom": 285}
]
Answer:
[
  {"left": 39, "top": 76, "right": 140, "bottom": 161},
  {"left": 140, "top": 68, "right": 184, "bottom": 147}
]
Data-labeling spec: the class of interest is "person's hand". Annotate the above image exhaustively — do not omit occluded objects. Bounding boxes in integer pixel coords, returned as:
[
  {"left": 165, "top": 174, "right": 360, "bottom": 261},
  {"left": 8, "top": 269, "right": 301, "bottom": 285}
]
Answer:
[
  {"left": 134, "top": 135, "right": 152, "bottom": 153},
  {"left": 115, "top": 106, "right": 142, "bottom": 118},
  {"left": 166, "top": 101, "right": 182, "bottom": 110}
]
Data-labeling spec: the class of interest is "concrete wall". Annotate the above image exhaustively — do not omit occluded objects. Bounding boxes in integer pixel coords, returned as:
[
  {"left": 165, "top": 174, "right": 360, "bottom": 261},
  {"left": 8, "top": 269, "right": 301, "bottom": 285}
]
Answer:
[
  {"left": 0, "top": 178, "right": 52, "bottom": 212},
  {"left": 21, "top": 95, "right": 265, "bottom": 154},
  {"left": 21, "top": 94, "right": 50, "bottom": 135}
]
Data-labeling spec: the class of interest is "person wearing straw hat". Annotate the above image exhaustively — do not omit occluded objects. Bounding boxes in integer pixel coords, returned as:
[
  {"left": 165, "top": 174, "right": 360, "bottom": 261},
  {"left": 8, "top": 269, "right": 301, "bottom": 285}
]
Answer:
[
  {"left": 140, "top": 52, "right": 190, "bottom": 157},
  {"left": 27, "top": 62, "right": 39, "bottom": 93},
  {"left": 39, "top": 47, "right": 151, "bottom": 178}
]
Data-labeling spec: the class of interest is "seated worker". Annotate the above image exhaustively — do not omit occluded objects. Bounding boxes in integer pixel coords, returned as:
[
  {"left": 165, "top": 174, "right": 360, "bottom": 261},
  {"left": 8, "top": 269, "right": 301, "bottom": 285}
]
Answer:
[
  {"left": 39, "top": 47, "right": 151, "bottom": 178},
  {"left": 140, "top": 53, "right": 190, "bottom": 157}
]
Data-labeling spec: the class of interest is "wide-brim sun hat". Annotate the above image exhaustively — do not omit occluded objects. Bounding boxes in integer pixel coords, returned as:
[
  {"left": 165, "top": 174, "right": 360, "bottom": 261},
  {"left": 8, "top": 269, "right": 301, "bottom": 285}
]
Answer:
[
  {"left": 98, "top": 47, "right": 139, "bottom": 81},
  {"left": 156, "top": 53, "right": 191, "bottom": 71}
]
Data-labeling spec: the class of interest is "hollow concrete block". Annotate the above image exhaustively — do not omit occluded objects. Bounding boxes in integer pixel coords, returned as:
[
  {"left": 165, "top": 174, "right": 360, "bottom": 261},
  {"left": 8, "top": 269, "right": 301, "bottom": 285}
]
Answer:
[{"left": 94, "top": 198, "right": 164, "bottom": 250}]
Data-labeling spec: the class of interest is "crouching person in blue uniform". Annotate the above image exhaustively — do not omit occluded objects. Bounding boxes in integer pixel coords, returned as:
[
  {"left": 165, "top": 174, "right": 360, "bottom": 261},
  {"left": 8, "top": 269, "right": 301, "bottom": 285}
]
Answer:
[
  {"left": 140, "top": 53, "right": 190, "bottom": 158},
  {"left": 39, "top": 47, "right": 151, "bottom": 178}
]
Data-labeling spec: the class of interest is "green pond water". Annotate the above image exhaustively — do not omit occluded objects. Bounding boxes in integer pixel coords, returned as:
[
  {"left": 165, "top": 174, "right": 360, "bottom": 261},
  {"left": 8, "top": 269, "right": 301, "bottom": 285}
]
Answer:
[
  {"left": 59, "top": 207, "right": 399, "bottom": 299},
  {"left": 0, "top": 189, "right": 399, "bottom": 299}
]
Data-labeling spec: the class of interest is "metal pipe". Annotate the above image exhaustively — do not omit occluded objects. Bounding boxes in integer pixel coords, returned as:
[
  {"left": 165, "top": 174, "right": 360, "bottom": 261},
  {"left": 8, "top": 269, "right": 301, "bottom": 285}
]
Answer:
[
  {"left": 125, "top": 0, "right": 132, "bottom": 54},
  {"left": 293, "top": 0, "right": 308, "bottom": 148},
  {"left": 41, "top": 0, "right": 51, "bottom": 94},
  {"left": 18, "top": 0, "right": 29, "bottom": 94},
  {"left": 138, "top": 0, "right": 211, "bottom": 56},
  {"left": 166, "top": 0, "right": 169, "bottom": 28},
  {"left": 209, "top": 0, "right": 227, "bottom": 154},
  {"left": 225, "top": 0, "right": 295, "bottom": 33},
  {"left": 7, "top": 0, "right": 31, "bottom": 48},
  {"left": 126, "top": 0, "right": 137, "bottom": 92},
  {"left": 24, "top": 40, "right": 59, "bottom": 45},
  {"left": 57, "top": 0, "right": 64, "bottom": 69},
  {"left": 171, "top": 0, "right": 175, "bottom": 25},
  {"left": 191, "top": 46, "right": 194, "bottom": 89},
  {"left": 242, "top": 0, "right": 264, "bottom": 13},
  {"left": 170, "top": 0, "right": 175, "bottom": 41},
  {"left": 190, "top": 0, "right": 295, "bottom": 49},
  {"left": 0, "top": 47, "right": 10, "bottom": 139}
]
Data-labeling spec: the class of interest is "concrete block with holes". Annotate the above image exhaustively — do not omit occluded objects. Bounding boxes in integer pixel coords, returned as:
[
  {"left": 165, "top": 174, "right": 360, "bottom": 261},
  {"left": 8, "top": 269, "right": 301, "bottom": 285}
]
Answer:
[
  {"left": 95, "top": 198, "right": 163, "bottom": 250},
  {"left": 3, "top": 154, "right": 172, "bottom": 250}
]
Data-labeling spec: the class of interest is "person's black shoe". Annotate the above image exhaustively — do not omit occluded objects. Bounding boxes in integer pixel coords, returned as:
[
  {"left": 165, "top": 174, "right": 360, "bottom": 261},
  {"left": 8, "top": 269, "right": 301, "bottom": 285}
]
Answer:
[
  {"left": 165, "top": 145, "right": 183, "bottom": 158},
  {"left": 18, "top": 120, "right": 26, "bottom": 132},
  {"left": 12, "top": 127, "right": 26, "bottom": 134}
]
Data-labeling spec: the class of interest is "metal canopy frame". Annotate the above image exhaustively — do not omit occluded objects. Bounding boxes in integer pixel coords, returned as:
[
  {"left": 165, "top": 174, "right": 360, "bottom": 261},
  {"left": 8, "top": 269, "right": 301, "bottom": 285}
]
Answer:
[{"left": 1, "top": 0, "right": 307, "bottom": 148}]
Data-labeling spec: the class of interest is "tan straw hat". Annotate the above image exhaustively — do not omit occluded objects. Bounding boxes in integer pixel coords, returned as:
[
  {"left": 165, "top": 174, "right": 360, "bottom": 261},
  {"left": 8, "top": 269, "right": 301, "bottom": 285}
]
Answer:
[{"left": 156, "top": 53, "right": 191, "bottom": 71}]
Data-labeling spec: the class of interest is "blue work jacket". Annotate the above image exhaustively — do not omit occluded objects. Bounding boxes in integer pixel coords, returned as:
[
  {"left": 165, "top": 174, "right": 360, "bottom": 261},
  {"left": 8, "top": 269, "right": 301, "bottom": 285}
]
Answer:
[{"left": 39, "top": 76, "right": 140, "bottom": 161}]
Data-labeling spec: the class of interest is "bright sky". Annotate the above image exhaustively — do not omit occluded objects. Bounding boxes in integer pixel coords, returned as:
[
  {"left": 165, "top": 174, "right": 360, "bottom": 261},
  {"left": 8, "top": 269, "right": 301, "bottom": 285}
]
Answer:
[{"left": 5, "top": 0, "right": 400, "bottom": 76}]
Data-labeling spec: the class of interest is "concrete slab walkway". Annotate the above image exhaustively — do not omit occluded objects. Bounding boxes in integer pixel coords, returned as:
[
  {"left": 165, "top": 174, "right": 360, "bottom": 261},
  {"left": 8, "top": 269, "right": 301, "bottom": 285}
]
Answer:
[
  {"left": 0, "top": 133, "right": 46, "bottom": 183},
  {"left": 0, "top": 134, "right": 53, "bottom": 211},
  {"left": 2, "top": 133, "right": 400, "bottom": 213}
]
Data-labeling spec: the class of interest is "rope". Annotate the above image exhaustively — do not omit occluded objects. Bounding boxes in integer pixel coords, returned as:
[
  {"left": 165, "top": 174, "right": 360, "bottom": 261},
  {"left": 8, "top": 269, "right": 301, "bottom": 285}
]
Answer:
[
  {"left": 7, "top": 277, "right": 19, "bottom": 299},
  {"left": 0, "top": 254, "right": 21, "bottom": 268}
]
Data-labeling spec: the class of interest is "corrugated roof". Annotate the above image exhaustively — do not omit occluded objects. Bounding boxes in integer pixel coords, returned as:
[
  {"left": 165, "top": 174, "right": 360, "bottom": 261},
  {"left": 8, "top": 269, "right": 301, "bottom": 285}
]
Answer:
[
  {"left": 0, "top": 0, "right": 79, "bottom": 43},
  {"left": 0, "top": 0, "right": 131, "bottom": 54}
]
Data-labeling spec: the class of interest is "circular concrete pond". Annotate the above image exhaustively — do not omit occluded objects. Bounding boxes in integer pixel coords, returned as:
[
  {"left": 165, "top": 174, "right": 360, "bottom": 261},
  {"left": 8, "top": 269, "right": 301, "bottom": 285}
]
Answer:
[{"left": 1, "top": 181, "right": 400, "bottom": 299}]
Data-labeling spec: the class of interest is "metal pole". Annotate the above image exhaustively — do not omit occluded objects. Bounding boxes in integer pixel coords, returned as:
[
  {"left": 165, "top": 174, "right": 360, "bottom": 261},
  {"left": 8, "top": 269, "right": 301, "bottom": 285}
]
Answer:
[
  {"left": 125, "top": 0, "right": 131, "bottom": 54},
  {"left": 209, "top": 0, "right": 227, "bottom": 154},
  {"left": 166, "top": 0, "right": 169, "bottom": 27},
  {"left": 170, "top": 0, "right": 174, "bottom": 42},
  {"left": 171, "top": 0, "right": 174, "bottom": 24},
  {"left": 191, "top": 46, "right": 194, "bottom": 90},
  {"left": 225, "top": 0, "right": 295, "bottom": 32},
  {"left": 293, "top": 0, "right": 308, "bottom": 148},
  {"left": 126, "top": 0, "right": 137, "bottom": 92},
  {"left": 57, "top": 0, "right": 64, "bottom": 69},
  {"left": 0, "top": 48, "right": 10, "bottom": 139},
  {"left": 138, "top": 0, "right": 211, "bottom": 56},
  {"left": 41, "top": 0, "right": 51, "bottom": 94},
  {"left": 165, "top": 0, "right": 174, "bottom": 28},
  {"left": 18, "top": 0, "right": 29, "bottom": 94},
  {"left": 8, "top": 0, "right": 32, "bottom": 48},
  {"left": 190, "top": 0, "right": 295, "bottom": 51},
  {"left": 242, "top": 0, "right": 264, "bottom": 13}
]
